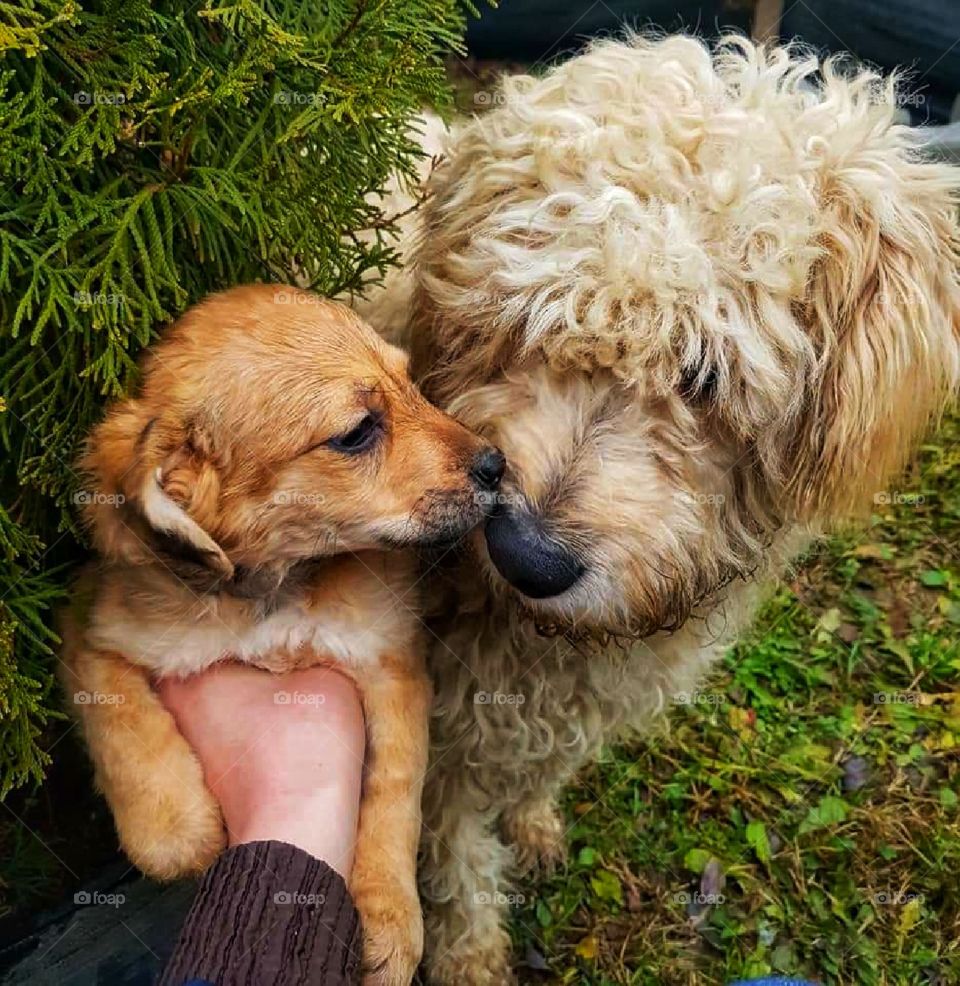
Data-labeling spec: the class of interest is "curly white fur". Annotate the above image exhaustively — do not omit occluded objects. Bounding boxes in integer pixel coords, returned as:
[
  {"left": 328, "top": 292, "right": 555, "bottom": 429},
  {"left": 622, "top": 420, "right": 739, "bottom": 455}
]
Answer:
[{"left": 360, "top": 34, "right": 960, "bottom": 985}]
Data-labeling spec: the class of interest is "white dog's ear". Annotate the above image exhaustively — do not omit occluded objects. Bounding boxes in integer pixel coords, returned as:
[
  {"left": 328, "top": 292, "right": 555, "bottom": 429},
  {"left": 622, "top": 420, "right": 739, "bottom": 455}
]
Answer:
[
  {"left": 787, "top": 159, "right": 960, "bottom": 521},
  {"left": 79, "top": 403, "right": 233, "bottom": 580}
]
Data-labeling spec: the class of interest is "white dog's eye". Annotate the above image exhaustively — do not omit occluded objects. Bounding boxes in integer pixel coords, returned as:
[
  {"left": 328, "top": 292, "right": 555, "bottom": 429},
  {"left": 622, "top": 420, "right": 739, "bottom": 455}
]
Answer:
[
  {"left": 678, "top": 366, "right": 718, "bottom": 403},
  {"left": 326, "top": 412, "right": 383, "bottom": 455}
]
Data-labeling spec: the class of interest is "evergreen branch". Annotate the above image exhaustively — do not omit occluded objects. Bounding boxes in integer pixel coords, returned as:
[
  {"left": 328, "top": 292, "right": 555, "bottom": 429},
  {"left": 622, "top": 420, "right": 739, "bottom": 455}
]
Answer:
[{"left": 0, "top": 0, "right": 480, "bottom": 798}]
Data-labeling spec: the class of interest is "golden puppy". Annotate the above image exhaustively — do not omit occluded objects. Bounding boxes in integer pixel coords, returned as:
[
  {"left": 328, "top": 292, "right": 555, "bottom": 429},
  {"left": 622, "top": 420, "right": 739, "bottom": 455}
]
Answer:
[{"left": 59, "top": 284, "right": 504, "bottom": 985}]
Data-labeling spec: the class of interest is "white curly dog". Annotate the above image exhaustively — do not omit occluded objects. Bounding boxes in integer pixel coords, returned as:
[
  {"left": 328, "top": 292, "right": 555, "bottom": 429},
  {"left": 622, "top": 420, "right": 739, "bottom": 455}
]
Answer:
[{"left": 358, "top": 34, "right": 960, "bottom": 985}]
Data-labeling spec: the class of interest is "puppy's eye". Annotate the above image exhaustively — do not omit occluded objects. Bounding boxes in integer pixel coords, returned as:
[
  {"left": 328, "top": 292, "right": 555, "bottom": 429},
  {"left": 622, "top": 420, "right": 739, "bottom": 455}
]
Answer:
[{"left": 326, "top": 413, "right": 382, "bottom": 454}]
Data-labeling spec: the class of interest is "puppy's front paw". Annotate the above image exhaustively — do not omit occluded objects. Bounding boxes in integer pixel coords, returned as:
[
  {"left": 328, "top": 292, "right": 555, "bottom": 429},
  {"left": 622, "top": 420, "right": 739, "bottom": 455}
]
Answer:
[
  {"left": 115, "top": 780, "right": 225, "bottom": 880},
  {"left": 354, "top": 883, "right": 424, "bottom": 986}
]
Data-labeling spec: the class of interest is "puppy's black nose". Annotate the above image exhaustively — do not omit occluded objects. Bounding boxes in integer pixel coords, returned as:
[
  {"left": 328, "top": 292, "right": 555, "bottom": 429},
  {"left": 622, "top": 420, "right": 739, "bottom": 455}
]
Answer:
[{"left": 470, "top": 447, "right": 506, "bottom": 491}]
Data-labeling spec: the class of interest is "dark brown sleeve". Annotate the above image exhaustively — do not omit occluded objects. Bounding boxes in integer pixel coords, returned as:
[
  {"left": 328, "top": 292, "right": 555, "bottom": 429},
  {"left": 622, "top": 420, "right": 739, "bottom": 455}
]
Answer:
[{"left": 158, "top": 840, "right": 362, "bottom": 986}]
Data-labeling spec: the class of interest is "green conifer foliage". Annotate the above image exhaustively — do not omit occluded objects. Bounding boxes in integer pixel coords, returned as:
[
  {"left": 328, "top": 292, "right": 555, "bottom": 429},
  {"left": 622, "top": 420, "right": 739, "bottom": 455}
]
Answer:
[{"left": 0, "top": 0, "right": 473, "bottom": 795}]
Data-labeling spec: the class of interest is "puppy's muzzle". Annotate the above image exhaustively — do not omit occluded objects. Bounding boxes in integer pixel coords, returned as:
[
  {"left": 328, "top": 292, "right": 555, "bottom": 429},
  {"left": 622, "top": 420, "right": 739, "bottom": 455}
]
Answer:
[
  {"left": 411, "top": 446, "right": 505, "bottom": 548},
  {"left": 484, "top": 504, "right": 585, "bottom": 598}
]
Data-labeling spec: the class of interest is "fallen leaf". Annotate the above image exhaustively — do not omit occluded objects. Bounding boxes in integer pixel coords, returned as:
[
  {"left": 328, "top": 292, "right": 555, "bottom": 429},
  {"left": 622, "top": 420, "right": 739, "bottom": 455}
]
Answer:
[
  {"left": 853, "top": 543, "right": 893, "bottom": 560},
  {"left": 897, "top": 897, "right": 922, "bottom": 939},
  {"left": 523, "top": 943, "right": 550, "bottom": 972},
  {"left": 590, "top": 869, "right": 623, "bottom": 905},
  {"left": 728, "top": 706, "right": 755, "bottom": 735},
  {"left": 577, "top": 846, "right": 597, "bottom": 867},
  {"left": 799, "top": 794, "right": 849, "bottom": 834},
  {"left": 746, "top": 820, "right": 772, "bottom": 862},
  {"left": 837, "top": 622, "right": 860, "bottom": 643},
  {"left": 817, "top": 607, "right": 842, "bottom": 637},
  {"left": 575, "top": 935, "right": 599, "bottom": 961},
  {"left": 700, "top": 858, "right": 726, "bottom": 899},
  {"left": 937, "top": 597, "right": 960, "bottom": 624},
  {"left": 684, "top": 848, "right": 713, "bottom": 873},
  {"left": 842, "top": 755, "right": 870, "bottom": 792}
]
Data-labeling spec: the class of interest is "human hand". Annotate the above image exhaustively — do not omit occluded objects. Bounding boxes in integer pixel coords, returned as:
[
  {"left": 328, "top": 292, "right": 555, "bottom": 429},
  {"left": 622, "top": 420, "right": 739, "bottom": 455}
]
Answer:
[{"left": 157, "top": 663, "right": 365, "bottom": 878}]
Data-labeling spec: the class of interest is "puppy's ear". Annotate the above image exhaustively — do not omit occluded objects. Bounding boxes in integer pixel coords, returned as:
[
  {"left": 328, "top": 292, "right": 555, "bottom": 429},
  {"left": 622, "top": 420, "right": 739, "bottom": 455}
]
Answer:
[
  {"left": 80, "top": 403, "right": 233, "bottom": 581},
  {"left": 139, "top": 462, "right": 234, "bottom": 580},
  {"left": 787, "top": 156, "right": 960, "bottom": 521}
]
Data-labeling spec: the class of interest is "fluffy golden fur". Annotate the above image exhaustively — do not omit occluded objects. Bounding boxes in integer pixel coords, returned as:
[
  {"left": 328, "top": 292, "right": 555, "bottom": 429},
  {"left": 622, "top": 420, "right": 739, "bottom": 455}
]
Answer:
[
  {"left": 357, "top": 36, "right": 960, "bottom": 983},
  {"left": 59, "top": 284, "right": 501, "bottom": 985}
]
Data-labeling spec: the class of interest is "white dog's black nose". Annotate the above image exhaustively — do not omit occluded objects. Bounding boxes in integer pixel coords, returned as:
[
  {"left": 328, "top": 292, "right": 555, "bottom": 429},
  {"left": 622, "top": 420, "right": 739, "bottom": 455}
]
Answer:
[
  {"left": 484, "top": 505, "right": 585, "bottom": 598},
  {"left": 470, "top": 447, "right": 506, "bottom": 491}
]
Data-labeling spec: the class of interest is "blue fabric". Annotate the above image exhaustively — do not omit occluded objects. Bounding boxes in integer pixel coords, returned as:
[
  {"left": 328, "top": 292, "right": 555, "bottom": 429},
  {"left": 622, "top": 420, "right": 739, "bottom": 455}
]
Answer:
[
  {"left": 729, "top": 979, "right": 820, "bottom": 986},
  {"left": 465, "top": 0, "right": 960, "bottom": 123}
]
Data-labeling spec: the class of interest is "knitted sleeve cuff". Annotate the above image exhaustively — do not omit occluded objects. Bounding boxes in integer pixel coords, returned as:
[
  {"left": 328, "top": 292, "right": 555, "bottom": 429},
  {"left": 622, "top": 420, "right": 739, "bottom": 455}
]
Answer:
[{"left": 159, "top": 840, "right": 361, "bottom": 986}]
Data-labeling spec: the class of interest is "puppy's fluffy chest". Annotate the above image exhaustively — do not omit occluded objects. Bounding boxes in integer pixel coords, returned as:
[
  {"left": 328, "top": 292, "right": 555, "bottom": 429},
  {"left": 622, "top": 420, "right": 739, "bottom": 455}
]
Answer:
[{"left": 81, "top": 552, "right": 419, "bottom": 678}]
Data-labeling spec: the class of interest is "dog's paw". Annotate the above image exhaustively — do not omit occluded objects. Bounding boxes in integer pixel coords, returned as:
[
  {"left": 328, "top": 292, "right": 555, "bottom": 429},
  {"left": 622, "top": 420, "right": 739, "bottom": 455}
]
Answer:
[
  {"left": 355, "top": 884, "right": 424, "bottom": 986},
  {"left": 117, "top": 784, "right": 225, "bottom": 880},
  {"left": 501, "top": 799, "right": 566, "bottom": 875}
]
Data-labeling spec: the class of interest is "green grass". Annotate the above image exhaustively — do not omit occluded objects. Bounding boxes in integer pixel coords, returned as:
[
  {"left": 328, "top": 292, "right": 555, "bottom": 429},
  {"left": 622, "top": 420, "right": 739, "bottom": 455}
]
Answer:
[{"left": 511, "top": 415, "right": 960, "bottom": 986}]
